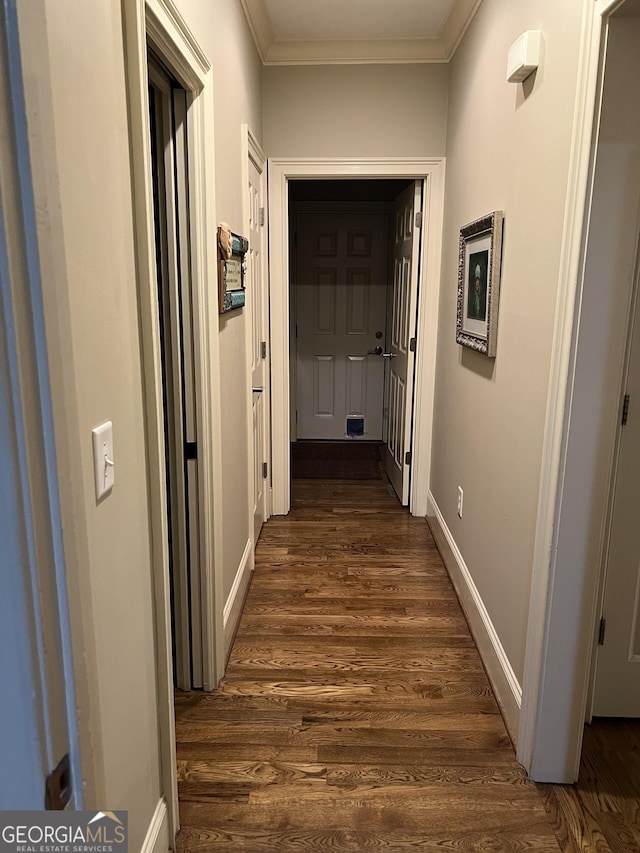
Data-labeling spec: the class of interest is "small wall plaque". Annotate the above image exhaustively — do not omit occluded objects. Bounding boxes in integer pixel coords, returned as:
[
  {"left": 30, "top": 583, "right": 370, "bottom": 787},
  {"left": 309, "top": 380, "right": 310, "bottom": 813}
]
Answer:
[{"left": 218, "top": 223, "right": 248, "bottom": 314}]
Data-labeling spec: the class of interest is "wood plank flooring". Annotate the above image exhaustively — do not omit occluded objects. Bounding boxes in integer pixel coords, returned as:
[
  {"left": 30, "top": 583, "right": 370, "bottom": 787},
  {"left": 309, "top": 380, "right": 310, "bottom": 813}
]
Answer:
[
  {"left": 539, "top": 718, "right": 640, "bottom": 852},
  {"left": 175, "top": 477, "right": 561, "bottom": 851}
]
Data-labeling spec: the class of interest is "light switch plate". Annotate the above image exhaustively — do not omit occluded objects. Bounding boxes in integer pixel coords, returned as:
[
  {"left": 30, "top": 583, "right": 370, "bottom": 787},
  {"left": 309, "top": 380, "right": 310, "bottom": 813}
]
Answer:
[{"left": 92, "top": 421, "right": 114, "bottom": 500}]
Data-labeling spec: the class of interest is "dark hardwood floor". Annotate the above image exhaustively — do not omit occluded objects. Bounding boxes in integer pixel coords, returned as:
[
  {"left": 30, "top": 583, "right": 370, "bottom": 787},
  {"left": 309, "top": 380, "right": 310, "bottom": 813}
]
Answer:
[
  {"left": 539, "top": 718, "right": 640, "bottom": 852},
  {"left": 175, "top": 475, "right": 564, "bottom": 851},
  {"left": 174, "top": 473, "right": 640, "bottom": 850}
]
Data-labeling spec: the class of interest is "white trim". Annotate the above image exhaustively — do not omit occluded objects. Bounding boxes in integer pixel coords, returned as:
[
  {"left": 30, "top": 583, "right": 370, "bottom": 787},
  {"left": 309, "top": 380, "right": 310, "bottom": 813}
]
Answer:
[
  {"left": 268, "top": 157, "right": 446, "bottom": 517},
  {"left": 439, "top": 0, "right": 484, "bottom": 59},
  {"left": 145, "top": 2, "right": 208, "bottom": 75},
  {"left": 427, "top": 493, "right": 521, "bottom": 742},
  {"left": 223, "top": 538, "right": 254, "bottom": 657},
  {"left": 238, "top": 0, "right": 272, "bottom": 64},
  {"left": 122, "top": 0, "right": 225, "bottom": 840},
  {"left": 256, "top": 39, "right": 450, "bottom": 65},
  {"left": 518, "top": 0, "right": 621, "bottom": 783},
  {"left": 140, "top": 799, "right": 169, "bottom": 853}
]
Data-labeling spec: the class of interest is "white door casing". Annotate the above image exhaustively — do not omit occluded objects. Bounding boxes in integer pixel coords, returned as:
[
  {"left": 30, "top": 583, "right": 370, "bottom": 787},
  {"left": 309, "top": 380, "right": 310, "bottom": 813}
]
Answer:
[
  {"left": 244, "top": 128, "right": 270, "bottom": 544},
  {"left": 385, "top": 182, "right": 422, "bottom": 505},
  {"left": 122, "top": 0, "right": 226, "bottom": 838},
  {"left": 295, "top": 212, "right": 388, "bottom": 440},
  {"left": 268, "top": 158, "right": 446, "bottom": 518}
]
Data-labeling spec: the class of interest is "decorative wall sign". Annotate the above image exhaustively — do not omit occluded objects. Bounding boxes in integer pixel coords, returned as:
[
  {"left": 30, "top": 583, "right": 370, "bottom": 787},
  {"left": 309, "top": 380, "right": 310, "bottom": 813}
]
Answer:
[
  {"left": 218, "top": 223, "right": 249, "bottom": 314},
  {"left": 456, "top": 211, "right": 504, "bottom": 357}
]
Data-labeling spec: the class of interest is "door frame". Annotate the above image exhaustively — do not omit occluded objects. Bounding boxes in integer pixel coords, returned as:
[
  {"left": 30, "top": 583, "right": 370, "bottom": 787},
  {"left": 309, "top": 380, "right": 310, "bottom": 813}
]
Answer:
[
  {"left": 518, "top": 0, "right": 635, "bottom": 782},
  {"left": 268, "top": 157, "right": 446, "bottom": 517},
  {"left": 122, "top": 0, "right": 226, "bottom": 838}
]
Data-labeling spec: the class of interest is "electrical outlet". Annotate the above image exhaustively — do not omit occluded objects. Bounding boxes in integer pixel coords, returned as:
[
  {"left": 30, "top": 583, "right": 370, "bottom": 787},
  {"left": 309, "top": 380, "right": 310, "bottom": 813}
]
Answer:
[{"left": 457, "top": 486, "right": 463, "bottom": 518}]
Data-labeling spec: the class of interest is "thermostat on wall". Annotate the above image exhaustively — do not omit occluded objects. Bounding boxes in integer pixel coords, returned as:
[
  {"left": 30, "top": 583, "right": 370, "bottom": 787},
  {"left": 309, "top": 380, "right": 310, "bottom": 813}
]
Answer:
[{"left": 507, "top": 30, "right": 541, "bottom": 83}]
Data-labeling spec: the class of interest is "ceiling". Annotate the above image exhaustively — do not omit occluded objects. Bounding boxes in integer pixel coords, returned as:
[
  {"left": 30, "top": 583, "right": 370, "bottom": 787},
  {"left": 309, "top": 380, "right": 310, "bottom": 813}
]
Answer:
[{"left": 240, "top": 0, "right": 484, "bottom": 65}]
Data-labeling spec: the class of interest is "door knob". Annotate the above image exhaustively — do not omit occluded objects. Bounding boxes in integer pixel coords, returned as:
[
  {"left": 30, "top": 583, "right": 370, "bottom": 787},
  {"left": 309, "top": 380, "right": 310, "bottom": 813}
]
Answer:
[
  {"left": 367, "top": 346, "right": 383, "bottom": 355},
  {"left": 381, "top": 352, "right": 396, "bottom": 358}
]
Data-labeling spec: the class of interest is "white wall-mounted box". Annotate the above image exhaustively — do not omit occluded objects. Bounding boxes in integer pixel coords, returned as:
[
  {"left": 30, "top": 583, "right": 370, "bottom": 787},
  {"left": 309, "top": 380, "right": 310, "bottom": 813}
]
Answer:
[{"left": 507, "top": 31, "right": 542, "bottom": 83}]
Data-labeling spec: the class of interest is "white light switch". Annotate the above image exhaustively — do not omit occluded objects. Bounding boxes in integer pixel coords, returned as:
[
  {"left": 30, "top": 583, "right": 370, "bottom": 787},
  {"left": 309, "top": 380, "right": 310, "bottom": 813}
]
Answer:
[{"left": 92, "top": 421, "right": 115, "bottom": 500}]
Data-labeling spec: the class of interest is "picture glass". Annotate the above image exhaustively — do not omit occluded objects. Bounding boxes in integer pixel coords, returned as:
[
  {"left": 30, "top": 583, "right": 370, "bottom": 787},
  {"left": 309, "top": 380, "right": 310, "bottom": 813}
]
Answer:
[
  {"left": 462, "top": 233, "right": 492, "bottom": 338},
  {"left": 225, "top": 258, "right": 243, "bottom": 292}
]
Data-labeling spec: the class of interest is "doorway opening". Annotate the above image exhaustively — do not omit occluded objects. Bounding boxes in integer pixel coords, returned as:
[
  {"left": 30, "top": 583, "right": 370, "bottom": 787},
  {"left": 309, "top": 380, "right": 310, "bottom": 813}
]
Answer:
[
  {"left": 268, "top": 157, "right": 446, "bottom": 519},
  {"left": 586, "top": 5, "right": 640, "bottom": 724},
  {"left": 518, "top": 0, "right": 640, "bottom": 788},
  {"left": 148, "top": 52, "right": 204, "bottom": 691},
  {"left": 288, "top": 178, "right": 421, "bottom": 505}
]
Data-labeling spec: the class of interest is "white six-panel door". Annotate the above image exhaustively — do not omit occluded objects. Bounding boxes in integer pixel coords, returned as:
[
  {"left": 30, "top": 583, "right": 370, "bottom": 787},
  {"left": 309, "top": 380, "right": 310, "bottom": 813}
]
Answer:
[
  {"left": 385, "top": 182, "right": 422, "bottom": 504},
  {"left": 247, "top": 141, "right": 270, "bottom": 544},
  {"left": 295, "top": 212, "right": 389, "bottom": 440}
]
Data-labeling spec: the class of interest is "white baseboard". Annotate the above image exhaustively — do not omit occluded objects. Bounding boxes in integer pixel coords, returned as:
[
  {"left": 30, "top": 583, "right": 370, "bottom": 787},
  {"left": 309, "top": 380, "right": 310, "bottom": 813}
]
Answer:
[
  {"left": 223, "top": 538, "right": 254, "bottom": 659},
  {"left": 426, "top": 491, "right": 522, "bottom": 744},
  {"left": 140, "top": 798, "right": 168, "bottom": 853}
]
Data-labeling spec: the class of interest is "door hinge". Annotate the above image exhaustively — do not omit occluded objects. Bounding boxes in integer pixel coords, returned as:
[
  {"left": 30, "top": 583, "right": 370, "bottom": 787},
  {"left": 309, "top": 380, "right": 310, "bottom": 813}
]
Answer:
[
  {"left": 185, "top": 441, "right": 197, "bottom": 461},
  {"left": 409, "top": 336, "right": 417, "bottom": 353},
  {"left": 622, "top": 393, "right": 630, "bottom": 426},
  {"left": 263, "top": 461, "right": 268, "bottom": 479},
  {"left": 415, "top": 211, "right": 423, "bottom": 229},
  {"left": 405, "top": 451, "right": 412, "bottom": 466},
  {"left": 261, "top": 341, "right": 267, "bottom": 359},
  {"left": 598, "top": 616, "right": 607, "bottom": 646},
  {"left": 259, "top": 207, "right": 265, "bottom": 227}
]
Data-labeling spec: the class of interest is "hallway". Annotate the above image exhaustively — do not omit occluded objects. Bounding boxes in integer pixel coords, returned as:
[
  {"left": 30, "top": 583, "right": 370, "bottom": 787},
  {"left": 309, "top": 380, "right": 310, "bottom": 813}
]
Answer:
[{"left": 174, "top": 476, "right": 560, "bottom": 851}]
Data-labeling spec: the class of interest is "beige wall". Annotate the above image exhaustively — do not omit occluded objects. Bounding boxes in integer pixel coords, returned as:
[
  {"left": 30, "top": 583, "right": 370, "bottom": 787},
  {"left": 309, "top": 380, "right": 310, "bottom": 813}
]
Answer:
[
  {"left": 263, "top": 64, "right": 449, "bottom": 158},
  {"left": 430, "top": 0, "right": 585, "bottom": 683},
  {"left": 13, "top": 0, "right": 599, "bottom": 836},
  {"left": 18, "top": 0, "right": 263, "bottom": 846},
  {"left": 181, "top": 0, "right": 263, "bottom": 599},
  {"left": 19, "top": 0, "right": 162, "bottom": 847}
]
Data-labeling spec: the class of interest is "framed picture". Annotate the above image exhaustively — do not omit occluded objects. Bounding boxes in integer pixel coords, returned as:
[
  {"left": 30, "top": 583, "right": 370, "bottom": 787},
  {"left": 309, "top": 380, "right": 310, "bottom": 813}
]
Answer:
[
  {"left": 456, "top": 211, "right": 504, "bottom": 357},
  {"left": 218, "top": 224, "right": 249, "bottom": 314}
]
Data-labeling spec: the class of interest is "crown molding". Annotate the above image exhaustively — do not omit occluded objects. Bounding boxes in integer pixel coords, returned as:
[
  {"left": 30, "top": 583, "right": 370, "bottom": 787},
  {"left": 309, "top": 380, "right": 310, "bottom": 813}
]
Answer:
[
  {"left": 238, "top": 0, "right": 273, "bottom": 64},
  {"left": 265, "top": 39, "right": 448, "bottom": 65},
  {"left": 440, "top": 0, "right": 485, "bottom": 58},
  {"left": 239, "top": 0, "right": 483, "bottom": 65}
]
